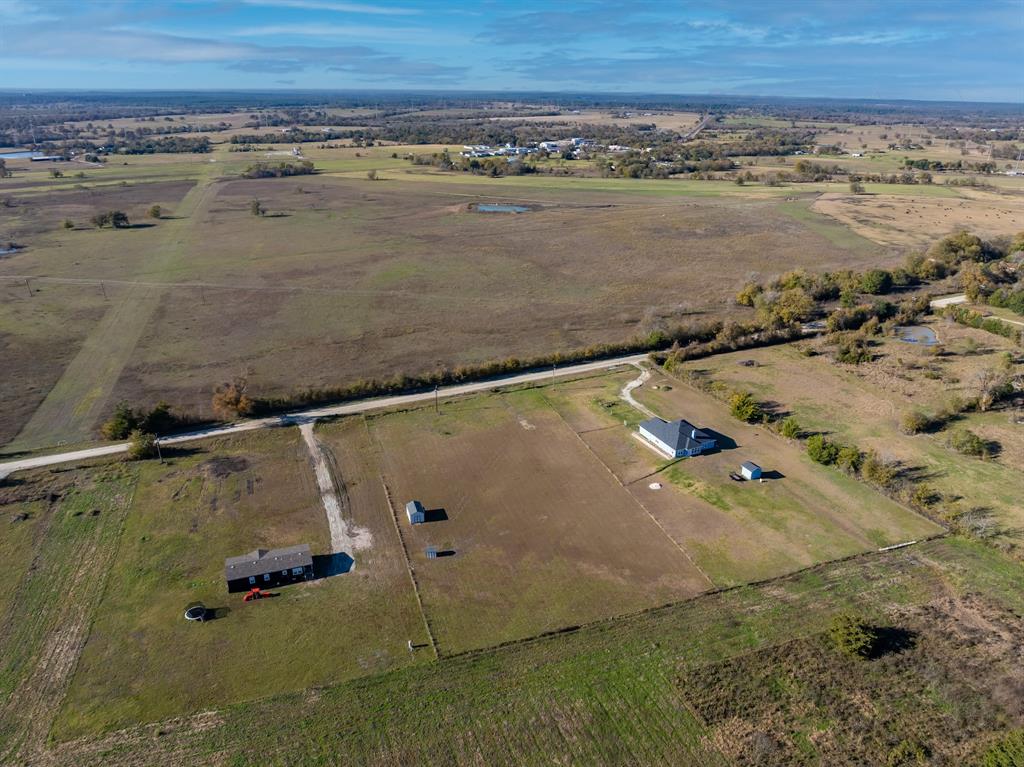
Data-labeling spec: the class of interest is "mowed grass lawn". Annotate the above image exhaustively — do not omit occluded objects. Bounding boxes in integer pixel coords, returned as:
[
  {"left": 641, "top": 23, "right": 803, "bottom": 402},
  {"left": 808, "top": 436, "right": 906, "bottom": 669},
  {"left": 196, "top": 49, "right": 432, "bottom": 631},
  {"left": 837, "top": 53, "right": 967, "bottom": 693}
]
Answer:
[
  {"left": 683, "top": 331, "right": 1024, "bottom": 537},
  {"left": 546, "top": 371, "right": 941, "bottom": 586},
  {"left": 54, "top": 426, "right": 428, "bottom": 740},
  {"left": 44, "top": 536, "right": 1024, "bottom": 767}
]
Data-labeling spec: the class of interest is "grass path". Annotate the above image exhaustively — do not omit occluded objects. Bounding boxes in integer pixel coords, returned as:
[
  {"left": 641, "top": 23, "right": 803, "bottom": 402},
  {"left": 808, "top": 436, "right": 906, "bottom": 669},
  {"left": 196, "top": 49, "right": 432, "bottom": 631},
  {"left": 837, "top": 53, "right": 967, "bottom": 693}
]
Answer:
[{"left": 8, "top": 169, "right": 219, "bottom": 450}]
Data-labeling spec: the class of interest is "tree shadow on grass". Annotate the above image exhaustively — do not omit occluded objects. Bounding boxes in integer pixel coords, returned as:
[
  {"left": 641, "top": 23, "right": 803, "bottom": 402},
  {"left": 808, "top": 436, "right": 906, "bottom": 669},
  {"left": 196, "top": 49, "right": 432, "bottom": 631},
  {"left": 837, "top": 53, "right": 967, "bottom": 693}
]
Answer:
[
  {"left": 868, "top": 626, "right": 917, "bottom": 659},
  {"left": 892, "top": 461, "right": 944, "bottom": 483}
]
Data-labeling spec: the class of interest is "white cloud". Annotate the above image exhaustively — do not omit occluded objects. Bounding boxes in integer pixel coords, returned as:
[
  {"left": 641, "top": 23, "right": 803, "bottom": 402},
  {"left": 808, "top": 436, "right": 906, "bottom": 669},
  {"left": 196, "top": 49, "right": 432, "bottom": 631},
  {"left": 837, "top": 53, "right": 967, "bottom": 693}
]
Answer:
[
  {"left": 230, "top": 22, "right": 437, "bottom": 42},
  {"left": 239, "top": 0, "right": 420, "bottom": 16}
]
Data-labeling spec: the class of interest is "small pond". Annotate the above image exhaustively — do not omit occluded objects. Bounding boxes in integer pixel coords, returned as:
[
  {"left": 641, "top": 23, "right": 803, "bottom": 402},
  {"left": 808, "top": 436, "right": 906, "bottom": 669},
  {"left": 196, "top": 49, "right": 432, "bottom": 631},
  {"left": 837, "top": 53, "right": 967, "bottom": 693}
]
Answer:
[
  {"left": 895, "top": 325, "right": 938, "bottom": 345},
  {"left": 475, "top": 203, "right": 531, "bottom": 213},
  {"left": 0, "top": 150, "right": 43, "bottom": 159}
]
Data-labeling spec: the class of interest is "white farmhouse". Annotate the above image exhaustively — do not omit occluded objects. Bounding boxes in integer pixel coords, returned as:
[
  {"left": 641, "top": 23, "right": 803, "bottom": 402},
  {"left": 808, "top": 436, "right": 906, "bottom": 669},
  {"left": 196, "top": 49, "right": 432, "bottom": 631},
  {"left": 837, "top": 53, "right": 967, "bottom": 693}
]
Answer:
[{"left": 637, "top": 418, "right": 717, "bottom": 459}]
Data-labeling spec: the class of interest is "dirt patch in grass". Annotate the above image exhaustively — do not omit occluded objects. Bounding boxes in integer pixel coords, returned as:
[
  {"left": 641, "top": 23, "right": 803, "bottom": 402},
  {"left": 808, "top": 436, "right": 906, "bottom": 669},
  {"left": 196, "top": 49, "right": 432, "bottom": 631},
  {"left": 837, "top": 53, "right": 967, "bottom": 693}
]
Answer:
[
  {"left": 201, "top": 455, "right": 249, "bottom": 478},
  {"left": 369, "top": 388, "right": 710, "bottom": 653}
]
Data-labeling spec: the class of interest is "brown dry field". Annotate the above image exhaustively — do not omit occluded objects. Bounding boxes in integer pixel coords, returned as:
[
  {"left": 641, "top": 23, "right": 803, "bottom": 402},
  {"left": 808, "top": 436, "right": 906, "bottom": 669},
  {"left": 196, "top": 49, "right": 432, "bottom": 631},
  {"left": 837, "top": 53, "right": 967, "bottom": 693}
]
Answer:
[
  {"left": 0, "top": 180, "right": 198, "bottom": 447},
  {"left": 363, "top": 369, "right": 937, "bottom": 647},
  {"left": 367, "top": 383, "right": 712, "bottom": 653},
  {"left": 1, "top": 166, "right": 893, "bottom": 448},
  {"left": 813, "top": 188, "right": 1024, "bottom": 248}
]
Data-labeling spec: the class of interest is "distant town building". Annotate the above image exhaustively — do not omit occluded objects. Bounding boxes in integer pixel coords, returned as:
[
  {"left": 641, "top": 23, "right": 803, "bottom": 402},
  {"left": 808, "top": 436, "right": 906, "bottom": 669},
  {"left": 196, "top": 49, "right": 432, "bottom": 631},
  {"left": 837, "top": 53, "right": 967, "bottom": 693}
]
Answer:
[
  {"left": 224, "top": 544, "right": 313, "bottom": 593},
  {"left": 406, "top": 500, "right": 426, "bottom": 525},
  {"left": 740, "top": 461, "right": 762, "bottom": 480},
  {"left": 637, "top": 418, "right": 717, "bottom": 459}
]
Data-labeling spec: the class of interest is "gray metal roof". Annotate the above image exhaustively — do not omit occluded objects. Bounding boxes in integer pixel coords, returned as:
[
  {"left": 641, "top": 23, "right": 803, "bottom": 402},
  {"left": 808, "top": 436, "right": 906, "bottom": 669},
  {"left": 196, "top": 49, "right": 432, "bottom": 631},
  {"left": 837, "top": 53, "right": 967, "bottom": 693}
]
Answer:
[
  {"left": 740, "top": 461, "right": 761, "bottom": 472},
  {"left": 224, "top": 544, "right": 313, "bottom": 581},
  {"left": 639, "top": 417, "right": 713, "bottom": 452},
  {"left": 406, "top": 500, "right": 424, "bottom": 514}
]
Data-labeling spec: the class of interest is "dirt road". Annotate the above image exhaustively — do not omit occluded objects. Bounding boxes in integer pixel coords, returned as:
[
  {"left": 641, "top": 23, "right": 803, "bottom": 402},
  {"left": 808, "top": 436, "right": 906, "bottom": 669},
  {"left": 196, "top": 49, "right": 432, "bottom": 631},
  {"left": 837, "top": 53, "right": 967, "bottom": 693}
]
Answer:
[{"left": 0, "top": 354, "right": 648, "bottom": 480}]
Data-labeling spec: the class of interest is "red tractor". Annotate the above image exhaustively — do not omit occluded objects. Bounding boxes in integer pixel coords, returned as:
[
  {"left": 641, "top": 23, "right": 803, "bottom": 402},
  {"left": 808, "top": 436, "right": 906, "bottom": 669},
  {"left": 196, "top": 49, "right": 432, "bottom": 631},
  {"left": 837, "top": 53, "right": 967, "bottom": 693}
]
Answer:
[{"left": 242, "top": 587, "right": 273, "bottom": 602}]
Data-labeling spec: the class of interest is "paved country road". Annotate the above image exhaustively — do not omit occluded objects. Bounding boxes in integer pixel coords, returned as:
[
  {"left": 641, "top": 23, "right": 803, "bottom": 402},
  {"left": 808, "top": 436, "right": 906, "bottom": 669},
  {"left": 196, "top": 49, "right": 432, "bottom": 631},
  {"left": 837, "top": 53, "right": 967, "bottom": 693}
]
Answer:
[
  {"left": 929, "top": 293, "right": 967, "bottom": 308},
  {"left": 0, "top": 353, "right": 649, "bottom": 480}
]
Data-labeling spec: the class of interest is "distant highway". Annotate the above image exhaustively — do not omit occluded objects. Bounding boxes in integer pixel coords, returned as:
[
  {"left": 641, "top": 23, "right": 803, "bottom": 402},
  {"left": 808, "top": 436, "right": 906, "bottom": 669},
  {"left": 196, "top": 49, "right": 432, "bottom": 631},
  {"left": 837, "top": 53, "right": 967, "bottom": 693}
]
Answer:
[
  {"left": 0, "top": 353, "right": 649, "bottom": 479},
  {"left": 681, "top": 113, "right": 713, "bottom": 141}
]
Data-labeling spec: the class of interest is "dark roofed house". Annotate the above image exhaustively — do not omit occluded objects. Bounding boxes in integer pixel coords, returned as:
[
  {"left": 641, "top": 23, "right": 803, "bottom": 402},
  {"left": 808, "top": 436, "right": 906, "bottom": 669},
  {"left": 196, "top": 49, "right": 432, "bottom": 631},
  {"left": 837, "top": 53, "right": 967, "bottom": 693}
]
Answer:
[
  {"left": 638, "top": 417, "right": 717, "bottom": 458},
  {"left": 224, "top": 544, "right": 314, "bottom": 593}
]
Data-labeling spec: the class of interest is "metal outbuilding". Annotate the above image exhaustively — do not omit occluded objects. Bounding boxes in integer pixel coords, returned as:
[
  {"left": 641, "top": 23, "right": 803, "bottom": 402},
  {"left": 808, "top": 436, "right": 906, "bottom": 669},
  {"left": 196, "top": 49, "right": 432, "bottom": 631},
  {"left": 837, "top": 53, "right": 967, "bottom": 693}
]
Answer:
[
  {"left": 740, "top": 461, "right": 762, "bottom": 480},
  {"left": 406, "top": 500, "right": 426, "bottom": 525}
]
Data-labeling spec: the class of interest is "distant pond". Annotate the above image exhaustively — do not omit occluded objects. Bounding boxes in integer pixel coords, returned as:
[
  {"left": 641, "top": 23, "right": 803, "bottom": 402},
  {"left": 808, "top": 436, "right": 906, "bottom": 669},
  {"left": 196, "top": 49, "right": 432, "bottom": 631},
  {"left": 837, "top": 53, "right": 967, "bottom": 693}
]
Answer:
[
  {"left": 895, "top": 325, "right": 938, "bottom": 345},
  {"left": 473, "top": 203, "right": 532, "bottom": 213},
  {"left": 0, "top": 150, "right": 44, "bottom": 159}
]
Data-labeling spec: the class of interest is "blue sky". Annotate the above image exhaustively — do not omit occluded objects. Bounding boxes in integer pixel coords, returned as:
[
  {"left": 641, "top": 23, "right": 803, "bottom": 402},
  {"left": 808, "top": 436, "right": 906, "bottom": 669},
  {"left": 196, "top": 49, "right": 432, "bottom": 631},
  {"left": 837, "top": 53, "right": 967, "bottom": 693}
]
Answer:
[{"left": 1, "top": 0, "right": 1021, "bottom": 101}]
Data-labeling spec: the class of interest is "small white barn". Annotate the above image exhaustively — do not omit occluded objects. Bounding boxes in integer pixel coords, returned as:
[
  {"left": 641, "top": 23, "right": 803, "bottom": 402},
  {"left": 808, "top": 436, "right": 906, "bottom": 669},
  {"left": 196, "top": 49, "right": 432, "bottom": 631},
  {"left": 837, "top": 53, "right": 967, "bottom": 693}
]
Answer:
[
  {"left": 406, "top": 500, "right": 425, "bottom": 525},
  {"left": 740, "top": 461, "right": 762, "bottom": 480}
]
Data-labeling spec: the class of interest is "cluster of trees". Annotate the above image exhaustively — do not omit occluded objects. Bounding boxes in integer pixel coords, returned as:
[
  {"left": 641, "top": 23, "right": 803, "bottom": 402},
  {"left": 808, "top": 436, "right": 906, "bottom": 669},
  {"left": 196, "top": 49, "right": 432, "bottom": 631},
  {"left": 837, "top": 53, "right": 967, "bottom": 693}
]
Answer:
[
  {"left": 791, "top": 159, "right": 843, "bottom": 180},
  {"left": 954, "top": 232, "right": 1024, "bottom": 319},
  {"left": 115, "top": 136, "right": 211, "bottom": 154},
  {"left": 242, "top": 160, "right": 315, "bottom": 179},
  {"left": 945, "top": 305, "right": 1022, "bottom": 343},
  {"left": 903, "top": 157, "right": 997, "bottom": 173},
  {"left": 101, "top": 402, "right": 185, "bottom": 439},
  {"left": 458, "top": 156, "right": 538, "bottom": 177},
  {"left": 90, "top": 210, "right": 129, "bottom": 228},
  {"left": 849, "top": 170, "right": 933, "bottom": 185}
]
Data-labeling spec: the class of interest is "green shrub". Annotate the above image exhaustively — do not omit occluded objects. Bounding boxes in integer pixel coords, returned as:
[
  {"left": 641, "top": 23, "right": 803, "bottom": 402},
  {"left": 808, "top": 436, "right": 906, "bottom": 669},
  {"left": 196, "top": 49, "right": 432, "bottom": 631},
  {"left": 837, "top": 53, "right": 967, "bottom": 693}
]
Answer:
[
  {"left": 729, "top": 391, "right": 764, "bottom": 423},
  {"left": 900, "top": 410, "right": 933, "bottom": 435},
  {"left": 861, "top": 450, "right": 898, "bottom": 488},
  {"left": 126, "top": 430, "right": 158, "bottom": 460},
  {"left": 836, "top": 336, "right": 873, "bottom": 364},
  {"left": 860, "top": 269, "right": 894, "bottom": 295},
  {"left": 836, "top": 445, "right": 864, "bottom": 474},
  {"left": 981, "top": 729, "right": 1024, "bottom": 767},
  {"left": 735, "top": 282, "right": 762, "bottom": 307},
  {"left": 948, "top": 428, "right": 990, "bottom": 458},
  {"left": 807, "top": 434, "right": 840, "bottom": 465},
  {"left": 887, "top": 740, "right": 928, "bottom": 767},
  {"left": 780, "top": 416, "right": 801, "bottom": 439},
  {"left": 101, "top": 402, "right": 139, "bottom": 440},
  {"left": 828, "top": 613, "right": 878, "bottom": 659},
  {"left": 910, "top": 483, "right": 940, "bottom": 508},
  {"left": 101, "top": 401, "right": 183, "bottom": 439}
]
